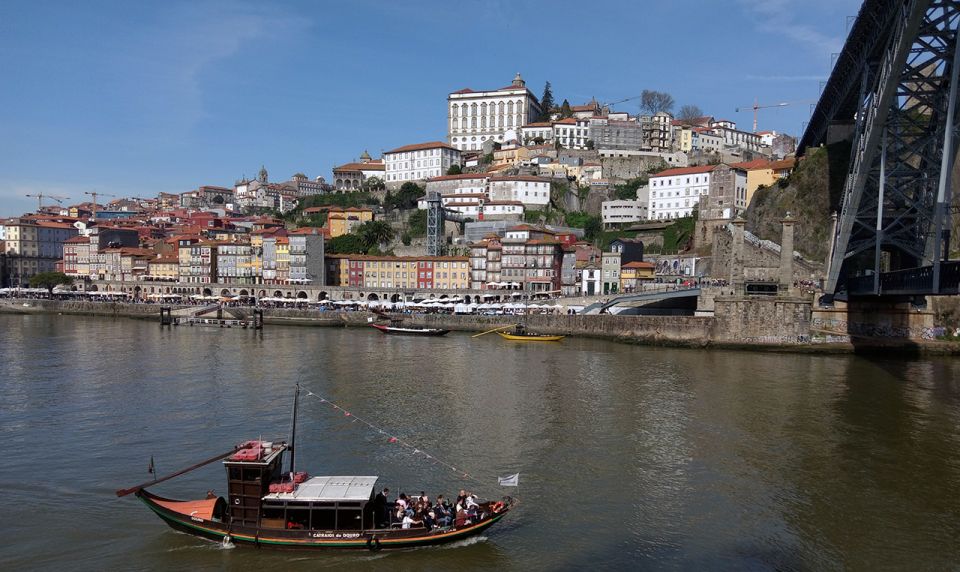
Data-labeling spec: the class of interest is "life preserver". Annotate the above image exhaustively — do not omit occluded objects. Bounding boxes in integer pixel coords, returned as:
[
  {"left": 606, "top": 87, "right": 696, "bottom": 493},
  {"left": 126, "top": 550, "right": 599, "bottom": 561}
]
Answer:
[{"left": 492, "top": 501, "right": 504, "bottom": 513}]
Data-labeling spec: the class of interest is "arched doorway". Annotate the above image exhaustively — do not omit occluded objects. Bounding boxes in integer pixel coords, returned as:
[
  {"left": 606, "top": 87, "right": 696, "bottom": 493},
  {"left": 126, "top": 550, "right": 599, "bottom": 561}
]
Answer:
[
  {"left": 202, "top": 288, "right": 212, "bottom": 296},
  {"left": 318, "top": 291, "right": 328, "bottom": 301},
  {"left": 239, "top": 289, "right": 249, "bottom": 296},
  {"left": 220, "top": 289, "right": 231, "bottom": 296},
  {"left": 464, "top": 295, "right": 472, "bottom": 304},
  {"left": 273, "top": 290, "right": 283, "bottom": 298},
  {"left": 89, "top": 285, "right": 99, "bottom": 292},
  {"left": 296, "top": 291, "right": 308, "bottom": 299},
  {"left": 390, "top": 293, "right": 401, "bottom": 303},
  {"left": 258, "top": 289, "right": 267, "bottom": 298},
  {"left": 367, "top": 293, "right": 379, "bottom": 301}
]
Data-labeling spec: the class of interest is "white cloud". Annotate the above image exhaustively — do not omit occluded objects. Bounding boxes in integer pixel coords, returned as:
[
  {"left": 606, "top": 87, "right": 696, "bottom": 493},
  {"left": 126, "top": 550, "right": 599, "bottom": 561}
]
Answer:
[{"left": 738, "top": 0, "right": 845, "bottom": 56}]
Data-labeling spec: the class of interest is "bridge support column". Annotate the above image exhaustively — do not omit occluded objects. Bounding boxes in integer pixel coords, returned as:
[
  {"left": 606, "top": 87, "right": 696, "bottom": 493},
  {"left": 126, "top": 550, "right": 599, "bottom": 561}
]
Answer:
[{"left": 779, "top": 213, "right": 795, "bottom": 296}]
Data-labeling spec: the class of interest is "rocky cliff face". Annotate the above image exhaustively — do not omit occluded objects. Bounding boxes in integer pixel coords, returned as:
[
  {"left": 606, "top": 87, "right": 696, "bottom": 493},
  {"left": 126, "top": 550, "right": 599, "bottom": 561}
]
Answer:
[{"left": 745, "top": 142, "right": 850, "bottom": 264}]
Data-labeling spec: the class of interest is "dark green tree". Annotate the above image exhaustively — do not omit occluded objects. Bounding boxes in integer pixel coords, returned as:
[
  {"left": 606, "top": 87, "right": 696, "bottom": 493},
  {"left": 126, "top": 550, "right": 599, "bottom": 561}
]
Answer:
[
  {"left": 560, "top": 99, "right": 572, "bottom": 118},
  {"left": 407, "top": 209, "right": 427, "bottom": 236},
  {"left": 326, "top": 233, "right": 366, "bottom": 254},
  {"left": 539, "top": 81, "right": 555, "bottom": 121},
  {"left": 29, "top": 271, "right": 73, "bottom": 293},
  {"left": 357, "top": 220, "right": 396, "bottom": 251},
  {"left": 446, "top": 164, "right": 462, "bottom": 175}
]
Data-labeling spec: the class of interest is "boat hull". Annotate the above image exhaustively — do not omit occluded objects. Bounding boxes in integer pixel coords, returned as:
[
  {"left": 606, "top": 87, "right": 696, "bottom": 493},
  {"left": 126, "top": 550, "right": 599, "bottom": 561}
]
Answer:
[
  {"left": 497, "top": 332, "right": 565, "bottom": 341},
  {"left": 371, "top": 324, "right": 450, "bottom": 336},
  {"left": 138, "top": 489, "right": 506, "bottom": 550}
]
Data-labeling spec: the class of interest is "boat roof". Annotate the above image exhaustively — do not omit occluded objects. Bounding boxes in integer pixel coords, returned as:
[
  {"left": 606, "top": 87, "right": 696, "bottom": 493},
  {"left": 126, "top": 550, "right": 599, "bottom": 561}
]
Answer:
[{"left": 263, "top": 476, "right": 378, "bottom": 502}]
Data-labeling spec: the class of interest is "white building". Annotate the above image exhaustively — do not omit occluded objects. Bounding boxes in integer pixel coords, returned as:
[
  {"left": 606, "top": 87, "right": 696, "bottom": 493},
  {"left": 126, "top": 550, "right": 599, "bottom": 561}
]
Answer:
[
  {"left": 447, "top": 73, "right": 542, "bottom": 151},
  {"left": 488, "top": 176, "right": 551, "bottom": 208},
  {"left": 383, "top": 141, "right": 461, "bottom": 188},
  {"left": 601, "top": 199, "right": 648, "bottom": 227},
  {"left": 648, "top": 165, "right": 715, "bottom": 220},
  {"left": 691, "top": 129, "right": 724, "bottom": 153}
]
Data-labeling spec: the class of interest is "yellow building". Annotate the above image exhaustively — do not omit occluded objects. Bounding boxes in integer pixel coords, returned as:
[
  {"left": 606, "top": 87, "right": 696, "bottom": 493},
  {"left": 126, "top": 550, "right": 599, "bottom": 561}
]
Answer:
[
  {"left": 676, "top": 126, "right": 692, "bottom": 152},
  {"left": 327, "top": 207, "right": 374, "bottom": 238},
  {"left": 620, "top": 261, "right": 656, "bottom": 293},
  {"left": 734, "top": 158, "right": 796, "bottom": 205},
  {"left": 492, "top": 146, "right": 532, "bottom": 168},
  {"left": 147, "top": 256, "right": 180, "bottom": 280},
  {"left": 276, "top": 237, "right": 290, "bottom": 283},
  {"left": 324, "top": 254, "right": 469, "bottom": 290}
]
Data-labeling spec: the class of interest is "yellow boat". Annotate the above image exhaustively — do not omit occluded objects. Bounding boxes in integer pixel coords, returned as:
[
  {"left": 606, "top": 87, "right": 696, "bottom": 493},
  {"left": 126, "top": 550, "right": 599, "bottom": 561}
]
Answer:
[{"left": 497, "top": 331, "right": 565, "bottom": 342}]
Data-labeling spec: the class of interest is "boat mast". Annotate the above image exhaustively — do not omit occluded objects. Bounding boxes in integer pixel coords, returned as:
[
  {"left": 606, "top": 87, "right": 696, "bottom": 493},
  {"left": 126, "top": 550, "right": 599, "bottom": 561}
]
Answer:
[{"left": 288, "top": 383, "right": 300, "bottom": 476}]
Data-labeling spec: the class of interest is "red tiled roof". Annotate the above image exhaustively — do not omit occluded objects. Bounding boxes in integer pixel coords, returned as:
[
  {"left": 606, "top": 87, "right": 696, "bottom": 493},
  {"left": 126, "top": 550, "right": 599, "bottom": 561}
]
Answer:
[
  {"left": 522, "top": 122, "right": 552, "bottom": 128},
  {"left": 490, "top": 175, "right": 551, "bottom": 183},
  {"left": 622, "top": 261, "right": 655, "bottom": 269},
  {"left": 651, "top": 165, "right": 718, "bottom": 178},
  {"left": 426, "top": 173, "right": 489, "bottom": 182},
  {"left": 385, "top": 141, "right": 458, "bottom": 154},
  {"left": 64, "top": 236, "right": 90, "bottom": 243},
  {"left": 333, "top": 162, "right": 385, "bottom": 172}
]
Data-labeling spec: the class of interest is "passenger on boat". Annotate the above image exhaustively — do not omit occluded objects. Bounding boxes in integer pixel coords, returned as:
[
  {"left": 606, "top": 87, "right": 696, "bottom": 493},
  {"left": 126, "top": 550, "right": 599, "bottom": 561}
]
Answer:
[
  {"left": 401, "top": 511, "right": 416, "bottom": 529},
  {"left": 434, "top": 495, "right": 453, "bottom": 527},
  {"left": 374, "top": 487, "right": 390, "bottom": 528}
]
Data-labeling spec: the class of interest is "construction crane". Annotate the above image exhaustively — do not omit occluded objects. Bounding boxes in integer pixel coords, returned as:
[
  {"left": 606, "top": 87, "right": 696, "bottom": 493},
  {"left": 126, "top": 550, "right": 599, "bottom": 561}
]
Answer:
[
  {"left": 735, "top": 98, "right": 816, "bottom": 132},
  {"left": 24, "top": 193, "right": 69, "bottom": 211},
  {"left": 604, "top": 95, "right": 644, "bottom": 111},
  {"left": 84, "top": 190, "right": 117, "bottom": 219}
]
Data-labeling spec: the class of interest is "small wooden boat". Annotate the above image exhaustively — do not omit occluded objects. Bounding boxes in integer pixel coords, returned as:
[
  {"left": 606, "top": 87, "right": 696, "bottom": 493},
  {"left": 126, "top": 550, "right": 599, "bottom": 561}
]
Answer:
[
  {"left": 496, "top": 325, "right": 564, "bottom": 341},
  {"left": 497, "top": 331, "right": 565, "bottom": 341},
  {"left": 118, "top": 387, "right": 511, "bottom": 550},
  {"left": 371, "top": 323, "right": 450, "bottom": 336}
]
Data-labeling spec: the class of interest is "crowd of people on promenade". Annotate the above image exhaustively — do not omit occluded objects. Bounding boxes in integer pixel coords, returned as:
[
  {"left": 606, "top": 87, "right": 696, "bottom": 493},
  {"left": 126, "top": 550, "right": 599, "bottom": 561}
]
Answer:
[{"left": 372, "top": 488, "right": 494, "bottom": 532}]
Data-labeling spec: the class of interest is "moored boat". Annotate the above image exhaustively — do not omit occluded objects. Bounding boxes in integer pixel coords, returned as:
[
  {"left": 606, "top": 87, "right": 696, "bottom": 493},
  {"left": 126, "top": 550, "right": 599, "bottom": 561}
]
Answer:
[
  {"left": 119, "top": 387, "right": 511, "bottom": 550},
  {"left": 371, "top": 323, "right": 450, "bottom": 336},
  {"left": 496, "top": 324, "right": 565, "bottom": 342}
]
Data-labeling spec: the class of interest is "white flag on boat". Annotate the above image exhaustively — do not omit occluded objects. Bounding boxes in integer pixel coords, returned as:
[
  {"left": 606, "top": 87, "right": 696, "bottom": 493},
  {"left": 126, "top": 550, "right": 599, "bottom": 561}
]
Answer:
[{"left": 498, "top": 473, "right": 520, "bottom": 487}]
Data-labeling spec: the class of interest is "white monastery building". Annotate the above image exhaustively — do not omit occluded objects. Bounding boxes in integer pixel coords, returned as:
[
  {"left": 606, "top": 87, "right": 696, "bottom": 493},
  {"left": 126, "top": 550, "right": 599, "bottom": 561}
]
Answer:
[
  {"left": 447, "top": 73, "right": 542, "bottom": 151},
  {"left": 383, "top": 141, "right": 461, "bottom": 188}
]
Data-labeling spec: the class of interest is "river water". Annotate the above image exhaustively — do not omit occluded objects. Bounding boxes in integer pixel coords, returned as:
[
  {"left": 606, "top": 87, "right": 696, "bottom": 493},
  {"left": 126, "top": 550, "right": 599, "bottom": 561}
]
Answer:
[{"left": 1, "top": 313, "right": 959, "bottom": 570}]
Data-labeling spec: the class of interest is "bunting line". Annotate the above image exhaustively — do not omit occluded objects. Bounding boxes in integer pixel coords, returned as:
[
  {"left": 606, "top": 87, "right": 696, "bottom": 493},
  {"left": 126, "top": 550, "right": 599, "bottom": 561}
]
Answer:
[{"left": 300, "top": 388, "right": 493, "bottom": 491}]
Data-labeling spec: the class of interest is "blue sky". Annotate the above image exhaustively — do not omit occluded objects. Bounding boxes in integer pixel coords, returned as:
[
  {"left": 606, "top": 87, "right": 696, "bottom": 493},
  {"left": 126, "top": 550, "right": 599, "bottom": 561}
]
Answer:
[{"left": 0, "top": 0, "right": 862, "bottom": 216}]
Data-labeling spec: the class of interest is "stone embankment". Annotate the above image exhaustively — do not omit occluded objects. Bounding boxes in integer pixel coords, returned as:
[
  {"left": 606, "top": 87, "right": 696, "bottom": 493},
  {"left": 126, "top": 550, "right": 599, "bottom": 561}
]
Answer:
[{"left": 3, "top": 298, "right": 958, "bottom": 353}]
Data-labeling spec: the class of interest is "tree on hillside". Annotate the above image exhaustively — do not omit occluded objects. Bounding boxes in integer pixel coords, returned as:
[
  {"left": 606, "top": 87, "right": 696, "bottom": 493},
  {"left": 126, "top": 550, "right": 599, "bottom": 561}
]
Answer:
[
  {"left": 326, "top": 233, "right": 366, "bottom": 254},
  {"left": 407, "top": 209, "right": 427, "bottom": 236},
  {"left": 559, "top": 99, "right": 573, "bottom": 118},
  {"left": 640, "top": 90, "right": 675, "bottom": 115},
  {"left": 677, "top": 104, "right": 704, "bottom": 125},
  {"left": 358, "top": 220, "right": 396, "bottom": 251},
  {"left": 361, "top": 176, "right": 385, "bottom": 192},
  {"left": 385, "top": 182, "right": 424, "bottom": 210},
  {"left": 29, "top": 271, "right": 73, "bottom": 294},
  {"left": 446, "top": 164, "right": 462, "bottom": 175},
  {"left": 539, "top": 81, "right": 555, "bottom": 120}
]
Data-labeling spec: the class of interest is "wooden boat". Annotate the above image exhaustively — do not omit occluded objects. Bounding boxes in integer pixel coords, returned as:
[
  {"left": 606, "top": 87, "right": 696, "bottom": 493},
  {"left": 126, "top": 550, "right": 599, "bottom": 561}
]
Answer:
[
  {"left": 497, "top": 331, "right": 565, "bottom": 341},
  {"left": 118, "top": 388, "right": 511, "bottom": 550},
  {"left": 496, "top": 324, "right": 565, "bottom": 341},
  {"left": 371, "top": 323, "right": 450, "bottom": 337}
]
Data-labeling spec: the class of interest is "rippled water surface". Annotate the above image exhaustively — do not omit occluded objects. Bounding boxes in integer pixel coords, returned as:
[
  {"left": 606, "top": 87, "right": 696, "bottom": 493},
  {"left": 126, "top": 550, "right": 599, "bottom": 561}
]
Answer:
[{"left": 1, "top": 314, "right": 959, "bottom": 570}]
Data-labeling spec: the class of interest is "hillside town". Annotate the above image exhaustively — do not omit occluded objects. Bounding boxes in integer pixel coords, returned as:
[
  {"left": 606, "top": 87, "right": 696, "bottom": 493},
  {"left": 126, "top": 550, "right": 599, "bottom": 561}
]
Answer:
[{"left": 1, "top": 74, "right": 801, "bottom": 301}]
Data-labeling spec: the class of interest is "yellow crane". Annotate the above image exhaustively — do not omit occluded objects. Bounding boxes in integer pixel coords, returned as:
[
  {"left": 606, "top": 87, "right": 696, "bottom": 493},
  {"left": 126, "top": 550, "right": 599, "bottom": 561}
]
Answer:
[
  {"left": 24, "top": 193, "right": 69, "bottom": 211},
  {"left": 84, "top": 190, "right": 117, "bottom": 219},
  {"left": 735, "top": 98, "right": 816, "bottom": 133}
]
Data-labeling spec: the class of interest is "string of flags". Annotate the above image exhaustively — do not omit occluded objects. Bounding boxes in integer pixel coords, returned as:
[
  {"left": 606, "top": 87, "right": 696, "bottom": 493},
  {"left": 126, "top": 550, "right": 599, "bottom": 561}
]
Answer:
[{"left": 302, "top": 388, "right": 490, "bottom": 488}]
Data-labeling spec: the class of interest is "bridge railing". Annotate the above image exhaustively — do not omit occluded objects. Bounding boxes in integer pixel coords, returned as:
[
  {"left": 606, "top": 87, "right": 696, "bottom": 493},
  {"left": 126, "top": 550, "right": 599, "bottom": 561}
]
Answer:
[{"left": 847, "top": 261, "right": 960, "bottom": 295}]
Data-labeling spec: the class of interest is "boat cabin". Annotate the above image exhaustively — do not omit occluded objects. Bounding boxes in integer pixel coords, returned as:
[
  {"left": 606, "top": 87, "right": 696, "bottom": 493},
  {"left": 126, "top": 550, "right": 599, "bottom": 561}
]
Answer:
[
  {"left": 222, "top": 440, "right": 377, "bottom": 532},
  {"left": 261, "top": 476, "right": 378, "bottom": 531},
  {"left": 223, "top": 441, "right": 287, "bottom": 527}
]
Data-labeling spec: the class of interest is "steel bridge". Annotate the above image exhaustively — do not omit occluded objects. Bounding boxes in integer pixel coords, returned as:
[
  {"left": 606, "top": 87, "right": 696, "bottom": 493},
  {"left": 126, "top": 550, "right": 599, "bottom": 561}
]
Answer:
[{"left": 800, "top": 0, "right": 960, "bottom": 296}]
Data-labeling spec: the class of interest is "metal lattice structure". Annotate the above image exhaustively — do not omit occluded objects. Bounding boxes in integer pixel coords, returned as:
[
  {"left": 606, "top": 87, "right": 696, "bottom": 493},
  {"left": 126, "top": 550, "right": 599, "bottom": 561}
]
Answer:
[
  {"left": 426, "top": 192, "right": 445, "bottom": 256},
  {"left": 824, "top": 0, "right": 960, "bottom": 295}
]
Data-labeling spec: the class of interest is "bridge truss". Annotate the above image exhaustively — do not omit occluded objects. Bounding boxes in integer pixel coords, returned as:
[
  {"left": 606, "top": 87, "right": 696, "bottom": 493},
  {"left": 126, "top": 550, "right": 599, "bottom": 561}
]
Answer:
[{"left": 826, "top": 0, "right": 960, "bottom": 295}]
